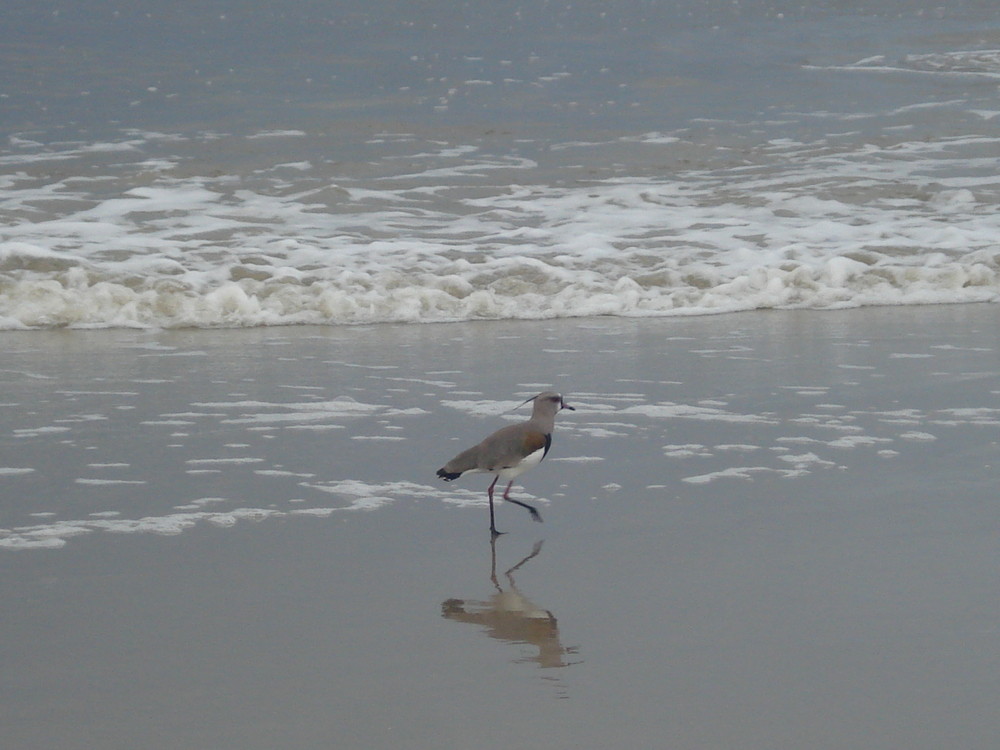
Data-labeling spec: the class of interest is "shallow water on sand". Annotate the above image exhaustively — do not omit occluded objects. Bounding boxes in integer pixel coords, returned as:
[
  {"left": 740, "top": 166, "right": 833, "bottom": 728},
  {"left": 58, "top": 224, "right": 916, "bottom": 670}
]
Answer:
[{"left": 2, "top": 305, "right": 998, "bottom": 749}]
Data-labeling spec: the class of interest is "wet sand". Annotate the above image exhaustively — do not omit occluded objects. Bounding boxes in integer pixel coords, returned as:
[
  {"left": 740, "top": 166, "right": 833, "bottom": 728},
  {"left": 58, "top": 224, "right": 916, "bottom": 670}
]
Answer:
[{"left": 2, "top": 305, "right": 998, "bottom": 749}]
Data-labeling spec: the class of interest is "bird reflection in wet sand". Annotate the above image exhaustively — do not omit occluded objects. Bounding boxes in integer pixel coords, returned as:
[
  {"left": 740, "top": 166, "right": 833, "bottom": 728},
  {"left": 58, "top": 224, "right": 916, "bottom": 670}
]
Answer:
[{"left": 442, "top": 539, "right": 580, "bottom": 677}]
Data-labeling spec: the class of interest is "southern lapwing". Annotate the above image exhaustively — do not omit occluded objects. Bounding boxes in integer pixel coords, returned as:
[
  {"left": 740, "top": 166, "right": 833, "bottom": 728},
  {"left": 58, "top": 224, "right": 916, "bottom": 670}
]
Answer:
[{"left": 437, "top": 392, "right": 575, "bottom": 537}]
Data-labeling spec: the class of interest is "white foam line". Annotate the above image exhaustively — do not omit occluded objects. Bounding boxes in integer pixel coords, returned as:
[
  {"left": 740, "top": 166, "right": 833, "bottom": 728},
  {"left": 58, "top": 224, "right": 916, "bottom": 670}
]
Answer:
[
  {"left": 282, "top": 424, "right": 348, "bottom": 431},
  {"left": 807, "top": 64, "right": 1000, "bottom": 80},
  {"left": 192, "top": 399, "right": 385, "bottom": 424},
  {"left": 185, "top": 457, "right": 265, "bottom": 465},
  {"left": 13, "top": 426, "right": 72, "bottom": 436},
  {"left": 621, "top": 403, "right": 779, "bottom": 424},
  {"left": 826, "top": 435, "right": 894, "bottom": 449},
  {"left": 899, "top": 431, "right": 937, "bottom": 441},
  {"left": 0, "top": 480, "right": 457, "bottom": 550},
  {"left": 572, "top": 427, "right": 629, "bottom": 438},
  {"left": 74, "top": 478, "right": 147, "bottom": 485},
  {"left": 779, "top": 453, "right": 838, "bottom": 469},
  {"left": 663, "top": 444, "right": 713, "bottom": 458},
  {"left": 439, "top": 399, "right": 515, "bottom": 417},
  {"left": 683, "top": 466, "right": 806, "bottom": 483}
]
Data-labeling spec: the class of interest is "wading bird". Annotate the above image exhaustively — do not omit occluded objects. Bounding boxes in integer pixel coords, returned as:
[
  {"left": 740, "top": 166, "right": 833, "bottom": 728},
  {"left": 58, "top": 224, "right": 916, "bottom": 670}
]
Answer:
[{"left": 437, "top": 392, "right": 575, "bottom": 536}]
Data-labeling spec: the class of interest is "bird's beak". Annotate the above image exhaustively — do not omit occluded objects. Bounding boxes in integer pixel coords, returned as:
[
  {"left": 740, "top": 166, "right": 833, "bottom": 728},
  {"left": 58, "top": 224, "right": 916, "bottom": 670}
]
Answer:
[{"left": 561, "top": 399, "right": 575, "bottom": 411}]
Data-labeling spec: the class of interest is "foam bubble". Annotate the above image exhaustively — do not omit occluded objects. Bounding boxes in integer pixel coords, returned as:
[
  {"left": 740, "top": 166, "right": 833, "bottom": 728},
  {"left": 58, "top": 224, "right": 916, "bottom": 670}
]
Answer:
[{"left": 2, "top": 122, "right": 999, "bottom": 330}]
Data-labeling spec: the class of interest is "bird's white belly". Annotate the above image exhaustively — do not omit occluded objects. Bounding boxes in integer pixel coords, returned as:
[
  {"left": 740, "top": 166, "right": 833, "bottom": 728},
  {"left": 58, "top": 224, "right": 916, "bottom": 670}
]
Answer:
[{"left": 496, "top": 446, "right": 546, "bottom": 481}]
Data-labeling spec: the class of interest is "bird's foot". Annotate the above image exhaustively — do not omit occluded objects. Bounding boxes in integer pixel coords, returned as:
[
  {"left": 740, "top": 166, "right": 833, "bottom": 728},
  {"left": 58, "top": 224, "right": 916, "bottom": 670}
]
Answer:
[{"left": 506, "top": 497, "right": 543, "bottom": 523}]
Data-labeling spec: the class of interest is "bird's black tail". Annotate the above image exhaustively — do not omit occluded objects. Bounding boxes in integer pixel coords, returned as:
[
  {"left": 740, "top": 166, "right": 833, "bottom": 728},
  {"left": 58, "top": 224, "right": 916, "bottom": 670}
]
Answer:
[{"left": 437, "top": 468, "right": 461, "bottom": 481}]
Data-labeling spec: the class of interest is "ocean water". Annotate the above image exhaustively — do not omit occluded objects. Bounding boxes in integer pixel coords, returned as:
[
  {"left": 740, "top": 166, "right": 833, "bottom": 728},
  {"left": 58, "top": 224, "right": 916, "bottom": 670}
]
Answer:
[{"left": 3, "top": 0, "right": 1000, "bottom": 329}]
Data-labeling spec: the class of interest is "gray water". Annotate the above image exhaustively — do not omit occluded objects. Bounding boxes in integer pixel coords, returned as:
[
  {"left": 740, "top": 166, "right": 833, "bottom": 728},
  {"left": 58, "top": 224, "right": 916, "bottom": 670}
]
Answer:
[{"left": 6, "top": 0, "right": 1000, "bottom": 138}]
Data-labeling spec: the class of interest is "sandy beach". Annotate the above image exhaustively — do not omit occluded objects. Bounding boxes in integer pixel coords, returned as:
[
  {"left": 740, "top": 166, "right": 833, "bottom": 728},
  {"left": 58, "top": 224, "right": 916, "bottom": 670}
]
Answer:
[
  {"left": 1, "top": 304, "right": 998, "bottom": 749},
  {"left": 5, "top": 1, "right": 1000, "bottom": 746}
]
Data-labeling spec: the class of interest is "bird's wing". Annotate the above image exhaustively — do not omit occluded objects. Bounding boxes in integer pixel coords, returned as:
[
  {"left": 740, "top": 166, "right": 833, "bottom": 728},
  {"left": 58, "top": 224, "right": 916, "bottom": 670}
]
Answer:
[{"left": 488, "top": 428, "right": 548, "bottom": 470}]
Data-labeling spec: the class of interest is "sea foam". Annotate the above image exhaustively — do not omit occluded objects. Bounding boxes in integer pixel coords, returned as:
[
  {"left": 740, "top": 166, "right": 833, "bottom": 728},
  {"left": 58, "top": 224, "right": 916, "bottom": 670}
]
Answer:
[{"left": 3, "top": 107, "right": 999, "bottom": 329}]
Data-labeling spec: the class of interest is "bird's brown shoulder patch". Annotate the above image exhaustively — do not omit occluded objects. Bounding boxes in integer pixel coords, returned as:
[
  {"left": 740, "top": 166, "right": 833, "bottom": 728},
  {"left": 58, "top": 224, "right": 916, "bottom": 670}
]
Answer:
[{"left": 522, "top": 430, "right": 550, "bottom": 455}]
